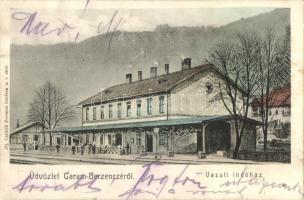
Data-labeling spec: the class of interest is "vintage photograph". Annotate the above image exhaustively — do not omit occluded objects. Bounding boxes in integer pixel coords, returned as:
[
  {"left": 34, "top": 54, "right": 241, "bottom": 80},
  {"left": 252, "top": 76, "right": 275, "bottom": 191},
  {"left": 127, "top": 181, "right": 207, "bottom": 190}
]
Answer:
[{"left": 9, "top": 7, "right": 291, "bottom": 165}]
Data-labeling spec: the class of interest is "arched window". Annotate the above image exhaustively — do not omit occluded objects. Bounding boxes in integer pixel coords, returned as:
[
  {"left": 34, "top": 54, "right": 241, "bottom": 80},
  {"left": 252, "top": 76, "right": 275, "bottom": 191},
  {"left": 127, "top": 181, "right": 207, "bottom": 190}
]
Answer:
[
  {"left": 93, "top": 107, "right": 97, "bottom": 120},
  {"left": 100, "top": 106, "right": 104, "bottom": 119},
  {"left": 126, "top": 101, "right": 131, "bottom": 117},
  {"left": 136, "top": 99, "right": 141, "bottom": 116},
  {"left": 159, "top": 96, "right": 165, "bottom": 113},
  {"left": 85, "top": 107, "right": 89, "bottom": 121},
  {"left": 147, "top": 98, "right": 153, "bottom": 115},
  {"left": 108, "top": 104, "right": 113, "bottom": 118},
  {"left": 205, "top": 82, "right": 213, "bottom": 94}
]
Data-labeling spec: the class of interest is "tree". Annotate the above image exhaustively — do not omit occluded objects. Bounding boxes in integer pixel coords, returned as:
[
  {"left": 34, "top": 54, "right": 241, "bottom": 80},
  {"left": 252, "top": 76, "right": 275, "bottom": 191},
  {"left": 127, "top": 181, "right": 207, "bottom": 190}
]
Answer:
[
  {"left": 208, "top": 27, "right": 290, "bottom": 156},
  {"left": 277, "top": 25, "right": 291, "bottom": 84},
  {"left": 253, "top": 28, "right": 290, "bottom": 152},
  {"left": 27, "top": 81, "right": 75, "bottom": 145},
  {"left": 207, "top": 32, "right": 260, "bottom": 159}
]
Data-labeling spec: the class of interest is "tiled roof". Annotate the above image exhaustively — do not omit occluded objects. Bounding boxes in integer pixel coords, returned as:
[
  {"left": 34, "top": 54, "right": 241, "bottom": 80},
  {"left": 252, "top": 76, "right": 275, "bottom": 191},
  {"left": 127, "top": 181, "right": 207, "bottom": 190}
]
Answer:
[
  {"left": 252, "top": 84, "right": 290, "bottom": 107},
  {"left": 47, "top": 115, "right": 261, "bottom": 133},
  {"left": 78, "top": 64, "right": 213, "bottom": 106},
  {"left": 269, "top": 84, "right": 290, "bottom": 107},
  {"left": 10, "top": 122, "right": 40, "bottom": 135}
]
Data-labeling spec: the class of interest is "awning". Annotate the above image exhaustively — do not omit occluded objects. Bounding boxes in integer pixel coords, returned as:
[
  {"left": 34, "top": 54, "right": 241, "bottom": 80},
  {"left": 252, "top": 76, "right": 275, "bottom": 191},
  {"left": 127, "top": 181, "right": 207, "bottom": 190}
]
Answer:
[{"left": 46, "top": 115, "right": 261, "bottom": 133}]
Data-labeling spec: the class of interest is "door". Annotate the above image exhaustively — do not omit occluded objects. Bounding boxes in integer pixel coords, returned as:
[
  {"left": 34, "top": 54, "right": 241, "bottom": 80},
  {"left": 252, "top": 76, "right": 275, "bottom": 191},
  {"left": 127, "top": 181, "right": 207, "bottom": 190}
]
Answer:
[
  {"left": 146, "top": 134, "right": 153, "bottom": 152},
  {"left": 34, "top": 135, "right": 39, "bottom": 150},
  {"left": 205, "top": 122, "right": 231, "bottom": 154},
  {"left": 115, "top": 133, "right": 122, "bottom": 146},
  {"left": 197, "top": 131, "right": 202, "bottom": 151}
]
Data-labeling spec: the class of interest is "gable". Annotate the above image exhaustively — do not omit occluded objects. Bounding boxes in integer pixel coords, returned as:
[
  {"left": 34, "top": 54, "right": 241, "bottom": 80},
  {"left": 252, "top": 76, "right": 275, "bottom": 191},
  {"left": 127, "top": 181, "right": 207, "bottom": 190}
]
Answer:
[{"left": 10, "top": 122, "right": 41, "bottom": 135}]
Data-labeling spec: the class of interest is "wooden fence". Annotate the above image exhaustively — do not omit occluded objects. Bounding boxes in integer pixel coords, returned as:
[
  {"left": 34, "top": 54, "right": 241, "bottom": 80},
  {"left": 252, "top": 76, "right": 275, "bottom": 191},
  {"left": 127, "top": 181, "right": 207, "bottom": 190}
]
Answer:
[{"left": 238, "top": 150, "right": 290, "bottom": 163}]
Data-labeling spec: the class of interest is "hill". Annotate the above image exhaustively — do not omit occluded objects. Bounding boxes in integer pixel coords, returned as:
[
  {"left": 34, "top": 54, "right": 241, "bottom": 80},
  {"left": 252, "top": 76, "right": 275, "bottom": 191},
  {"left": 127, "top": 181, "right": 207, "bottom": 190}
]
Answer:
[{"left": 10, "top": 8, "right": 290, "bottom": 127}]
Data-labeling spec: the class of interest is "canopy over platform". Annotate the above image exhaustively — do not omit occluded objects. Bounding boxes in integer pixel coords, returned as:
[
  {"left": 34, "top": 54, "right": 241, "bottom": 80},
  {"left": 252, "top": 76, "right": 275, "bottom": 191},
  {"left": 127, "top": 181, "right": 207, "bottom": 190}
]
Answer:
[{"left": 47, "top": 115, "right": 261, "bottom": 133}]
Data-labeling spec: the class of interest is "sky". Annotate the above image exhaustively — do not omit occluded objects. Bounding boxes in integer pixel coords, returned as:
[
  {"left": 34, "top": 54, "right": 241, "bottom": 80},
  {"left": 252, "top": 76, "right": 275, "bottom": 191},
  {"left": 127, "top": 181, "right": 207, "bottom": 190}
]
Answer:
[
  {"left": 10, "top": 7, "right": 281, "bottom": 127},
  {"left": 11, "top": 7, "right": 275, "bottom": 45}
]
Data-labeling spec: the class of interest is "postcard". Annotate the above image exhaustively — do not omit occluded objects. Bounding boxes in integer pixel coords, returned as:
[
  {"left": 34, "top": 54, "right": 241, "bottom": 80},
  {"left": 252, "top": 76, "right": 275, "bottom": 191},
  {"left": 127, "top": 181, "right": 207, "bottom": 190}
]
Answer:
[{"left": 0, "top": 0, "right": 303, "bottom": 199}]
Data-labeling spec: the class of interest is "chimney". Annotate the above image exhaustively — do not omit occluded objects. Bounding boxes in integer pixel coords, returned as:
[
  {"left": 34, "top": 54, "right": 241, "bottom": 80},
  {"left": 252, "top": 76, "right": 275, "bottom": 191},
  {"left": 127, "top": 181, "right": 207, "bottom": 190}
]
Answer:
[
  {"left": 126, "top": 73, "right": 132, "bottom": 83},
  {"left": 150, "top": 67, "right": 157, "bottom": 78},
  {"left": 16, "top": 119, "right": 20, "bottom": 128},
  {"left": 138, "top": 71, "right": 142, "bottom": 81},
  {"left": 165, "top": 64, "right": 169, "bottom": 74},
  {"left": 181, "top": 58, "right": 191, "bottom": 70}
]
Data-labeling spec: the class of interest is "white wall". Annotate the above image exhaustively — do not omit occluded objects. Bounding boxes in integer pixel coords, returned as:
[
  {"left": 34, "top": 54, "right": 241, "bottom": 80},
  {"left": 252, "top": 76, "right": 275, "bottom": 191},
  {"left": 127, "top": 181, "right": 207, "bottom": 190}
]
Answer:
[
  {"left": 82, "top": 94, "right": 168, "bottom": 126},
  {"left": 169, "top": 71, "right": 244, "bottom": 117}
]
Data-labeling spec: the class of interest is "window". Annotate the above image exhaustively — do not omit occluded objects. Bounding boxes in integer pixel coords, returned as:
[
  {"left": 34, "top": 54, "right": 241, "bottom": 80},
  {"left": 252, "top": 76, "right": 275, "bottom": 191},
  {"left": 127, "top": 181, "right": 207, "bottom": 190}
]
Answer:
[
  {"left": 147, "top": 97, "right": 152, "bottom": 115},
  {"left": 109, "top": 104, "right": 113, "bottom": 118},
  {"left": 22, "top": 135, "right": 28, "bottom": 142},
  {"left": 126, "top": 102, "right": 131, "bottom": 117},
  {"left": 100, "top": 106, "right": 104, "bottom": 119},
  {"left": 85, "top": 107, "right": 89, "bottom": 121},
  {"left": 159, "top": 134, "right": 167, "bottom": 145},
  {"left": 269, "top": 110, "right": 272, "bottom": 116},
  {"left": 100, "top": 134, "right": 104, "bottom": 145},
  {"left": 93, "top": 107, "right": 97, "bottom": 120},
  {"left": 275, "top": 110, "right": 278, "bottom": 115},
  {"left": 136, "top": 133, "right": 141, "bottom": 145},
  {"left": 159, "top": 96, "right": 165, "bottom": 113},
  {"left": 136, "top": 99, "right": 141, "bottom": 116},
  {"left": 206, "top": 82, "right": 213, "bottom": 94},
  {"left": 108, "top": 135, "right": 112, "bottom": 145},
  {"left": 117, "top": 103, "right": 122, "bottom": 118}
]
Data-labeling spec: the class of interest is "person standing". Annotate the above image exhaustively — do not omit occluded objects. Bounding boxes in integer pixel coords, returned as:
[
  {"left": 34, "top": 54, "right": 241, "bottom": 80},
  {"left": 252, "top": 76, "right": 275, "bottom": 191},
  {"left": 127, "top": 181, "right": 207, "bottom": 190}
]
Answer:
[
  {"left": 88, "top": 144, "right": 92, "bottom": 154},
  {"left": 81, "top": 143, "right": 85, "bottom": 155},
  {"left": 72, "top": 145, "right": 75, "bottom": 155},
  {"left": 126, "top": 142, "right": 130, "bottom": 155},
  {"left": 56, "top": 144, "right": 60, "bottom": 153},
  {"left": 23, "top": 142, "right": 26, "bottom": 152},
  {"left": 92, "top": 144, "right": 96, "bottom": 155}
]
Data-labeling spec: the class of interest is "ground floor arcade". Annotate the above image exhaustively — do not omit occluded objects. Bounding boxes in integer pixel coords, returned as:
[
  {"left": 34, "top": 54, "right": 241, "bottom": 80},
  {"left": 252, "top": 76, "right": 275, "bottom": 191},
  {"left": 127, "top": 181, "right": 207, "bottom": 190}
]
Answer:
[{"left": 39, "top": 116, "right": 258, "bottom": 158}]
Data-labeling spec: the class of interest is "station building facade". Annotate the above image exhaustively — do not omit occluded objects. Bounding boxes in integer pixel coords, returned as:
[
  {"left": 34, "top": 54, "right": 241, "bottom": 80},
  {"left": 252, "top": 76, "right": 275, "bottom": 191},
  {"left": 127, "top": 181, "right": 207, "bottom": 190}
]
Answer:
[{"left": 48, "top": 58, "right": 259, "bottom": 157}]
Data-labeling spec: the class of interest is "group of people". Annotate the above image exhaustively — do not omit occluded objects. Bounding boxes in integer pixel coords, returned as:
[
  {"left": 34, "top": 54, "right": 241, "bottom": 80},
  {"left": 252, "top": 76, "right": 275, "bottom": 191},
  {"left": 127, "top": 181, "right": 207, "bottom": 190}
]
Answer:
[
  {"left": 80, "top": 143, "right": 97, "bottom": 155},
  {"left": 54, "top": 142, "right": 131, "bottom": 155},
  {"left": 25, "top": 141, "right": 131, "bottom": 155}
]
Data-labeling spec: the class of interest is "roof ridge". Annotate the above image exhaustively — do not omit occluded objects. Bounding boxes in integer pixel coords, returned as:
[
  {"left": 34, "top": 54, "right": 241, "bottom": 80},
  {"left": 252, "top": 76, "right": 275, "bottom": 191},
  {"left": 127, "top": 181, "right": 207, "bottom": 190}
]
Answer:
[
  {"left": 78, "top": 64, "right": 211, "bottom": 105},
  {"left": 10, "top": 121, "right": 40, "bottom": 135},
  {"left": 106, "top": 64, "right": 209, "bottom": 89}
]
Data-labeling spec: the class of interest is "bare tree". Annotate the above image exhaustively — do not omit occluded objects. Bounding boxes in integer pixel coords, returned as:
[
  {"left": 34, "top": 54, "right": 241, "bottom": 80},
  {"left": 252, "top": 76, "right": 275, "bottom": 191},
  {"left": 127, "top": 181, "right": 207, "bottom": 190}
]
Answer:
[
  {"left": 277, "top": 25, "right": 291, "bottom": 84},
  {"left": 27, "top": 81, "right": 75, "bottom": 145},
  {"left": 207, "top": 32, "right": 260, "bottom": 159},
  {"left": 208, "top": 28, "right": 290, "bottom": 156},
  {"left": 253, "top": 28, "right": 289, "bottom": 152}
]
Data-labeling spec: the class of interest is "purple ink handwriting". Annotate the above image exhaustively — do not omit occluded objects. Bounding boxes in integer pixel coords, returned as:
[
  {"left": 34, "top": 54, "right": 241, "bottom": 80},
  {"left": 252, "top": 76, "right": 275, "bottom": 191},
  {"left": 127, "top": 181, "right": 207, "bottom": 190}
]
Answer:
[
  {"left": 11, "top": 10, "right": 123, "bottom": 46},
  {"left": 97, "top": 9, "right": 123, "bottom": 49},
  {"left": 11, "top": 164, "right": 304, "bottom": 198},
  {"left": 119, "top": 162, "right": 246, "bottom": 200},
  {"left": 220, "top": 167, "right": 304, "bottom": 197},
  {"left": 12, "top": 174, "right": 101, "bottom": 193},
  {"left": 83, "top": 0, "right": 91, "bottom": 14},
  {"left": 11, "top": 12, "right": 74, "bottom": 37},
  {"left": 119, "top": 162, "right": 170, "bottom": 199},
  {"left": 119, "top": 162, "right": 304, "bottom": 200}
]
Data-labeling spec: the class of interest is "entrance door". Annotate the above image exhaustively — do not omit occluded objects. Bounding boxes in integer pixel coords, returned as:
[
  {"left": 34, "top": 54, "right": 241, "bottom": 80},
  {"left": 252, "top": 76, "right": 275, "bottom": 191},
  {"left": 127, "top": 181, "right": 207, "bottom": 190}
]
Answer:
[
  {"left": 115, "top": 133, "right": 122, "bottom": 146},
  {"left": 146, "top": 134, "right": 153, "bottom": 152},
  {"left": 205, "top": 122, "right": 231, "bottom": 154},
  {"left": 34, "top": 135, "right": 39, "bottom": 150},
  {"left": 197, "top": 131, "right": 202, "bottom": 151}
]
